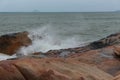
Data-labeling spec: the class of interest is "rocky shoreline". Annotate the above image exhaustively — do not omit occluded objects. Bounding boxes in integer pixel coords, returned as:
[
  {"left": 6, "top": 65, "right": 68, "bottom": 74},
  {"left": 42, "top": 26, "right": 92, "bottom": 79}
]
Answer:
[{"left": 0, "top": 31, "right": 120, "bottom": 80}]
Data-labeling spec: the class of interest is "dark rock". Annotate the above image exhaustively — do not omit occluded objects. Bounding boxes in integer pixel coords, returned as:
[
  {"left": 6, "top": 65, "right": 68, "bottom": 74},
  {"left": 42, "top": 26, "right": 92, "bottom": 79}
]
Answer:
[
  {"left": 89, "top": 32, "right": 120, "bottom": 49},
  {"left": 0, "top": 31, "right": 32, "bottom": 55},
  {"left": 43, "top": 32, "right": 120, "bottom": 57}
]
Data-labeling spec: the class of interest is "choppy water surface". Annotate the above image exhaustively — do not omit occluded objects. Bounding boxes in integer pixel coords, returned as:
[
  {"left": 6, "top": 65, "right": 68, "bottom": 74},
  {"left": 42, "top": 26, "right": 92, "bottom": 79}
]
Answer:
[{"left": 0, "top": 12, "right": 120, "bottom": 56}]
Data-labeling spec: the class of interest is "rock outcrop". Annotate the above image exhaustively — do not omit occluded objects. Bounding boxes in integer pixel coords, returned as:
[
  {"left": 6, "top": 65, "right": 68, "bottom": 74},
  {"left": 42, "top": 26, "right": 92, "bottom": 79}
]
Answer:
[
  {"left": 0, "top": 31, "right": 32, "bottom": 55},
  {"left": 0, "top": 32, "right": 120, "bottom": 80},
  {"left": 0, "top": 58, "right": 114, "bottom": 80},
  {"left": 68, "top": 46, "right": 120, "bottom": 76}
]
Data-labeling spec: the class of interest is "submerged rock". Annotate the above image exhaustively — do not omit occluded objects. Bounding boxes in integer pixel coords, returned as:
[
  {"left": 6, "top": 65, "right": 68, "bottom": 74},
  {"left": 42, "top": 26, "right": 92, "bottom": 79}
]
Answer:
[{"left": 0, "top": 31, "right": 32, "bottom": 55}]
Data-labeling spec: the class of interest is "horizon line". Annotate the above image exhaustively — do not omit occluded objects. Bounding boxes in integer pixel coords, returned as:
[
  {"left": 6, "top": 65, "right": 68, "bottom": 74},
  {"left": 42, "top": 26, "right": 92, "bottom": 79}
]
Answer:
[{"left": 0, "top": 11, "right": 116, "bottom": 13}]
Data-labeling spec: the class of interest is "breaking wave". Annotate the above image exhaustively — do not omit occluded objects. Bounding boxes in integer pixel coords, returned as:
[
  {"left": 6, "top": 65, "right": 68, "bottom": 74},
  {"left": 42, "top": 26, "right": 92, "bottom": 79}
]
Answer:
[{"left": 17, "top": 25, "right": 84, "bottom": 55}]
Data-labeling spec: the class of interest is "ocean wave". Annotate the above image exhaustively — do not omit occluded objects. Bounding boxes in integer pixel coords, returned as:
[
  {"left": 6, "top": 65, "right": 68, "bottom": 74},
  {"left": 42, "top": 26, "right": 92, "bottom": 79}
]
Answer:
[{"left": 17, "top": 25, "right": 82, "bottom": 55}]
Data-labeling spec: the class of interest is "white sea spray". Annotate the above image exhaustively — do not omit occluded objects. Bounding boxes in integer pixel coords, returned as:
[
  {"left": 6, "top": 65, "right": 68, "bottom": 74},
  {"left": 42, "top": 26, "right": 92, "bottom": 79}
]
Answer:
[
  {"left": 0, "top": 53, "right": 16, "bottom": 61},
  {"left": 17, "top": 25, "right": 83, "bottom": 55}
]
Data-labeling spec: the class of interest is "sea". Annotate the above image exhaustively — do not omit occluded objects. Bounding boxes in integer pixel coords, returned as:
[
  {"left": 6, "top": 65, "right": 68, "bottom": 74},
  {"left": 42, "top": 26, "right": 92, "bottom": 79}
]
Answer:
[{"left": 0, "top": 12, "right": 120, "bottom": 60}]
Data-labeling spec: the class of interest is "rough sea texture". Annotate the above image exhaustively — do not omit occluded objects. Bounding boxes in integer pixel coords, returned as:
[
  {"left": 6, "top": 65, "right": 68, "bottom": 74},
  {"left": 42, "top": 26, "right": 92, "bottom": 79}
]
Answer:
[{"left": 0, "top": 12, "right": 120, "bottom": 54}]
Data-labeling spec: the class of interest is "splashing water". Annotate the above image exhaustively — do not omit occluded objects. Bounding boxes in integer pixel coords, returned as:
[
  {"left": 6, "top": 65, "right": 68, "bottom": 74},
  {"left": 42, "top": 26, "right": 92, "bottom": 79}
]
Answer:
[
  {"left": 1, "top": 12, "right": 120, "bottom": 60},
  {"left": 17, "top": 25, "right": 82, "bottom": 55},
  {"left": 0, "top": 53, "right": 16, "bottom": 60}
]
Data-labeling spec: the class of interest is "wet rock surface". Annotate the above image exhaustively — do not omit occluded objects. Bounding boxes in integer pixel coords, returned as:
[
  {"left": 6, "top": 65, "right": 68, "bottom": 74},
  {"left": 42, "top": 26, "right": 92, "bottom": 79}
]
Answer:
[
  {"left": 37, "top": 32, "right": 120, "bottom": 58},
  {"left": 0, "top": 31, "right": 32, "bottom": 55}
]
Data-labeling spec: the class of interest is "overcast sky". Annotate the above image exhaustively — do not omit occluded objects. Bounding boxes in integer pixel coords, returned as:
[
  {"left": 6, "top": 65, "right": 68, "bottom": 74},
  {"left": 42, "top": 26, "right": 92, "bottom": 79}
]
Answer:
[{"left": 0, "top": 0, "right": 120, "bottom": 12}]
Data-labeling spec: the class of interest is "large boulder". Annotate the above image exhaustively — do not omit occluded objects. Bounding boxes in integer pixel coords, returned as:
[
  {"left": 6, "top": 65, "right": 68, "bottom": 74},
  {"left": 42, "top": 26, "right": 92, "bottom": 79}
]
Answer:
[
  {"left": 0, "top": 31, "right": 32, "bottom": 55},
  {"left": 0, "top": 57, "right": 114, "bottom": 80}
]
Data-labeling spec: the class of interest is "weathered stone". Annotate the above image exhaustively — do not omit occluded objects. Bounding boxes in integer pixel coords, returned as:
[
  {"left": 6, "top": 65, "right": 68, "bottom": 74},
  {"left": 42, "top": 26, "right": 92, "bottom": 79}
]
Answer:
[
  {"left": 0, "top": 58, "right": 114, "bottom": 80},
  {"left": 113, "top": 46, "right": 120, "bottom": 57},
  {"left": 89, "top": 32, "right": 120, "bottom": 49},
  {"left": 114, "top": 74, "right": 120, "bottom": 80},
  {"left": 0, "top": 60, "right": 26, "bottom": 80},
  {"left": 0, "top": 31, "right": 32, "bottom": 55},
  {"left": 68, "top": 46, "right": 120, "bottom": 76}
]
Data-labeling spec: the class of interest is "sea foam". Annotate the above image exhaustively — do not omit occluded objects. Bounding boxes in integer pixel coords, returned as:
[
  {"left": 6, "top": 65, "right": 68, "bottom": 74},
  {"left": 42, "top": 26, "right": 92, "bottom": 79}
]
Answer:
[
  {"left": 17, "top": 25, "right": 82, "bottom": 55},
  {"left": 0, "top": 53, "right": 16, "bottom": 61}
]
